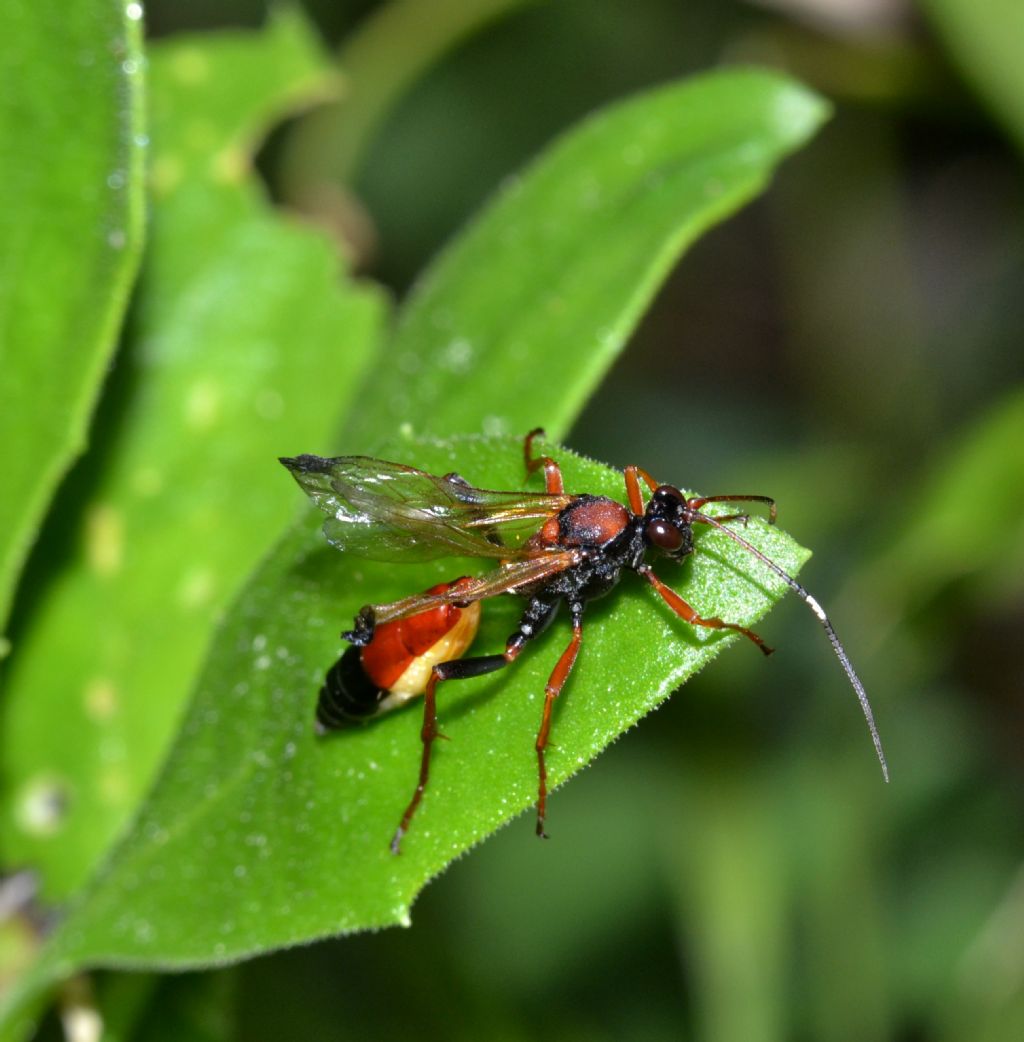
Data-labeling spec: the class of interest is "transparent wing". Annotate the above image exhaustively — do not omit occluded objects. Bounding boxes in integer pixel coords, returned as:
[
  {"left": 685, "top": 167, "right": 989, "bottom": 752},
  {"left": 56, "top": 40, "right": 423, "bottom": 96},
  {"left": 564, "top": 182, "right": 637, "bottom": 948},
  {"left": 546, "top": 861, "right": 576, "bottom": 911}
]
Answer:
[
  {"left": 369, "top": 551, "right": 582, "bottom": 625},
  {"left": 280, "top": 454, "right": 572, "bottom": 561}
]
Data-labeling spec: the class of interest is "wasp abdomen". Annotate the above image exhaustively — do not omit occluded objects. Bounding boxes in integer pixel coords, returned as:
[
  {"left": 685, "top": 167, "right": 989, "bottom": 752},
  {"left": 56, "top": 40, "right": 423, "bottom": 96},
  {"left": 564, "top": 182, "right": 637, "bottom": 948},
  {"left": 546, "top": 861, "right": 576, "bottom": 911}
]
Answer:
[
  {"left": 316, "top": 646, "right": 384, "bottom": 732},
  {"left": 316, "top": 580, "right": 481, "bottom": 735}
]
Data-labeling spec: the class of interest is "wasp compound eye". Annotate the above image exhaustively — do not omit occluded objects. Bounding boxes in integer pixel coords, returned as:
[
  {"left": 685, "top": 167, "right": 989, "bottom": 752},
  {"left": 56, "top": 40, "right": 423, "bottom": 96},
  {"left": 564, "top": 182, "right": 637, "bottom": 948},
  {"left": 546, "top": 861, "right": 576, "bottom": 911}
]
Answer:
[
  {"left": 653, "top": 484, "right": 684, "bottom": 507},
  {"left": 645, "top": 518, "right": 684, "bottom": 553}
]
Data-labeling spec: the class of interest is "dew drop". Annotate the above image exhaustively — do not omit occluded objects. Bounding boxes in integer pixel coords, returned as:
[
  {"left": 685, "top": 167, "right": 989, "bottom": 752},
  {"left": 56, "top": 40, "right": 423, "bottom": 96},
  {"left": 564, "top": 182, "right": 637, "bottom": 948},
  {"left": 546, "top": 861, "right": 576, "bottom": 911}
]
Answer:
[{"left": 16, "top": 776, "right": 68, "bottom": 836}]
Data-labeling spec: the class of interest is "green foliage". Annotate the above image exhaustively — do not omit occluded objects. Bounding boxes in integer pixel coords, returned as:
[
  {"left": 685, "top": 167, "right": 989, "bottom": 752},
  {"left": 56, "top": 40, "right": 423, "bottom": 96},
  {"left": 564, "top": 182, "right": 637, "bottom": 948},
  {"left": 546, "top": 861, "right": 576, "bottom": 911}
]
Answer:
[
  {"left": 9, "top": 5, "right": 1021, "bottom": 1038},
  {"left": 855, "top": 388, "right": 1024, "bottom": 617},
  {"left": 921, "top": 0, "right": 1024, "bottom": 155},
  {"left": 0, "top": 10, "right": 384, "bottom": 902},
  {"left": 0, "top": 0, "right": 145, "bottom": 633},
  {"left": 0, "top": 5, "right": 833, "bottom": 1028},
  {"left": 24, "top": 434, "right": 806, "bottom": 969},
  {"left": 345, "top": 68, "right": 831, "bottom": 445}
]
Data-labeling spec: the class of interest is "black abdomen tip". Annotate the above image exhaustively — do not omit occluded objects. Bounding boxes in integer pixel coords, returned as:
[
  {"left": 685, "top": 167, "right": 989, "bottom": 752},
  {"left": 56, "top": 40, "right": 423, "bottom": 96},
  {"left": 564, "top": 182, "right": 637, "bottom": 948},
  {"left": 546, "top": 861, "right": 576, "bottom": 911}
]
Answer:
[{"left": 316, "top": 646, "right": 385, "bottom": 732}]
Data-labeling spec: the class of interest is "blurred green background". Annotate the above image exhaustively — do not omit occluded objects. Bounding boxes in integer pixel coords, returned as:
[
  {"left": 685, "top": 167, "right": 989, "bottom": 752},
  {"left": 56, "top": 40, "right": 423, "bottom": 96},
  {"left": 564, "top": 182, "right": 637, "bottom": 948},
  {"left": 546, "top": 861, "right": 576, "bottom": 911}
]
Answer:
[{"left": 9, "top": 0, "right": 1024, "bottom": 1038}]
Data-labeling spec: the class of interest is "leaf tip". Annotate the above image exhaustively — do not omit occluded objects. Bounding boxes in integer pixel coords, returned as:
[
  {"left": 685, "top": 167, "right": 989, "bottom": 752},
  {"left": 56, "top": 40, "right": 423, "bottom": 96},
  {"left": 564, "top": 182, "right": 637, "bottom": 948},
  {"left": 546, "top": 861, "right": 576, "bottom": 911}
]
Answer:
[{"left": 770, "top": 75, "right": 833, "bottom": 143}]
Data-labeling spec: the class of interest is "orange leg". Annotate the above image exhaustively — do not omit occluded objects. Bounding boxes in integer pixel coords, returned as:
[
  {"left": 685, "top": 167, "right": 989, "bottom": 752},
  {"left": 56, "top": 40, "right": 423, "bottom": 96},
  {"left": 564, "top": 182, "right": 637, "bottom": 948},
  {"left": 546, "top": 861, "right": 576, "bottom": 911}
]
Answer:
[
  {"left": 639, "top": 565, "right": 774, "bottom": 656},
  {"left": 390, "top": 596, "right": 560, "bottom": 854},
  {"left": 390, "top": 642, "right": 526, "bottom": 855},
  {"left": 535, "top": 614, "right": 583, "bottom": 838},
  {"left": 391, "top": 669, "right": 443, "bottom": 854},
  {"left": 524, "top": 427, "right": 564, "bottom": 495},
  {"left": 624, "top": 465, "right": 659, "bottom": 514}
]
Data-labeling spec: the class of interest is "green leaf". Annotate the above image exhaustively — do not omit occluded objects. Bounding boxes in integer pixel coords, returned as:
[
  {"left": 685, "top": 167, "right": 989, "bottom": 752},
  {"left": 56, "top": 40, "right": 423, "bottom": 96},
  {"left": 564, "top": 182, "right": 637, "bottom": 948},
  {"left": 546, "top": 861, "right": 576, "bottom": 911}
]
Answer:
[
  {"left": 852, "top": 388, "right": 1024, "bottom": 622},
  {"left": 18, "top": 434, "right": 808, "bottom": 980},
  {"left": 0, "top": 10, "right": 385, "bottom": 902},
  {"left": 921, "top": 0, "right": 1024, "bottom": 155},
  {"left": 0, "top": 0, "right": 145, "bottom": 635},
  {"left": 0, "top": 64, "right": 829, "bottom": 1032},
  {"left": 344, "top": 67, "right": 830, "bottom": 446}
]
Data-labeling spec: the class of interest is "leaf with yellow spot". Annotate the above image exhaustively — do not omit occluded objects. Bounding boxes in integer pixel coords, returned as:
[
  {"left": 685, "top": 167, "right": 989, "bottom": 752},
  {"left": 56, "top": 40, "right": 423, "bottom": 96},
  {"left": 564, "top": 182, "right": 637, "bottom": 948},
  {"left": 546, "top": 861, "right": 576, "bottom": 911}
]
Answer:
[{"left": 0, "top": 9, "right": 386, "bottom": 902}]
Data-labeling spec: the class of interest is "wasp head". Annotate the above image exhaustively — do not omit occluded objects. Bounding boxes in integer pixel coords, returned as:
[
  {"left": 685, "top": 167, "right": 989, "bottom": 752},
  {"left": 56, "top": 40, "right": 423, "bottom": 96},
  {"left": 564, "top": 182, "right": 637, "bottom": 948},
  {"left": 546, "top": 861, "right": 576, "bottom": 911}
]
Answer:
[{"left": 641, "top": 485, "right": 695, "bottom": 561}]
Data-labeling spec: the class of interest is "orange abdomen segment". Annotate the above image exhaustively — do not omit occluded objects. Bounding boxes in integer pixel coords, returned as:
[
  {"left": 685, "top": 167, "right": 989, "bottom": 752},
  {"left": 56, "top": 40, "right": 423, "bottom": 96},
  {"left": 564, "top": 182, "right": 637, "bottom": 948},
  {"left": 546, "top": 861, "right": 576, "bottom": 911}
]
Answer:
[{"left": 361, "top": 580, "right": 480, "bottom": 694}]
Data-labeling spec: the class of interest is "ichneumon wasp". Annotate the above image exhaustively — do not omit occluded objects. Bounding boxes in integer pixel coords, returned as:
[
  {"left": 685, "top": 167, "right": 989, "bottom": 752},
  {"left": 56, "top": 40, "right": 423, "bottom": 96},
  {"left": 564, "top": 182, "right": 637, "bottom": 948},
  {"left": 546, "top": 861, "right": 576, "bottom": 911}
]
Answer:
[{"left": 281, "top": 430, "right": 887, "bottom": 853}]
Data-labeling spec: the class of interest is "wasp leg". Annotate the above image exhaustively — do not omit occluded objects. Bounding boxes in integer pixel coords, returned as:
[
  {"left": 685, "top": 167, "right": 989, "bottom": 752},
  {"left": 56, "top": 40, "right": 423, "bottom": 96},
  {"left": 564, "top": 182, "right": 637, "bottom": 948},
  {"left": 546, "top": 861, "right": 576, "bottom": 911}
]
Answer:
[
  {"left": 390, "top": 598, "right": 558, "bottom": 854},
  {"left": 638, "top": 565, "right": 774, "bottom": 656},
  {"left": 687, "top": 494, "right": 777, "bottom": 525},
  {"left": 704, "top": 512, "right": 750, "bottom": 527},
  {"left": 524, "top": 428, "right": 564, "bottom": 495},
  {"left": 535, "top": 607, "right": 583, "bottom": 839},
  {"left": 624, "top": 465, "right": 659, "bottom": 513}
]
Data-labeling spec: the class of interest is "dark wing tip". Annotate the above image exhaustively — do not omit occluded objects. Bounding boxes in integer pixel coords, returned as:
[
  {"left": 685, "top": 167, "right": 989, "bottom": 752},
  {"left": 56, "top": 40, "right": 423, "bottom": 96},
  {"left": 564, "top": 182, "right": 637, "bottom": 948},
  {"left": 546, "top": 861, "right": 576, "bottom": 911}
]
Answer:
[{"left": 279, "top": 454, "right": 335, "bottom": 474}]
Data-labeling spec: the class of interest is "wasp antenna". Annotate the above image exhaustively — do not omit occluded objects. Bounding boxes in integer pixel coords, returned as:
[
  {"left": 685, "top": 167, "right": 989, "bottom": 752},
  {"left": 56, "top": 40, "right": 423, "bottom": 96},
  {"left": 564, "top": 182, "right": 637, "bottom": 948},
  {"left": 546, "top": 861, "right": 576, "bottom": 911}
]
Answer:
[{"left": 690, "top": 511, "right": 889, "bottom": 782}]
